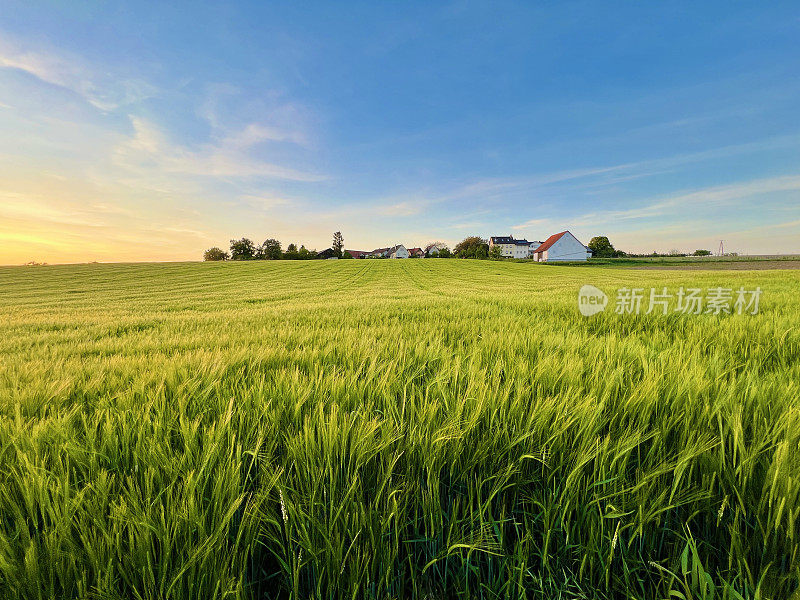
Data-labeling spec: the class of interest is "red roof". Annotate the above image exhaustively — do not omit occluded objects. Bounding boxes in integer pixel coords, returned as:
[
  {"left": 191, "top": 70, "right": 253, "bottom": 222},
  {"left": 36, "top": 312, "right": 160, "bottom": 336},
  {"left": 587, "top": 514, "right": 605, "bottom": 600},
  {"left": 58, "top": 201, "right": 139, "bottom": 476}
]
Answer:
[
  {"left": 345, "top": 250, "right": 368, "bottom": 259},
  {"left": 534, "top": 230, "right": 568, "bottom": 254}
]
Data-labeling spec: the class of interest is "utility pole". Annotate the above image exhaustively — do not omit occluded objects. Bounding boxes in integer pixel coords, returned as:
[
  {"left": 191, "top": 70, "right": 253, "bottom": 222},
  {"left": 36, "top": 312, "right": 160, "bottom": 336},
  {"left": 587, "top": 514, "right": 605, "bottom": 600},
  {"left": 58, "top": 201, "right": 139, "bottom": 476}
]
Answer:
[{"left": 717, "top": 240, "right": 724, "bottom": 257}]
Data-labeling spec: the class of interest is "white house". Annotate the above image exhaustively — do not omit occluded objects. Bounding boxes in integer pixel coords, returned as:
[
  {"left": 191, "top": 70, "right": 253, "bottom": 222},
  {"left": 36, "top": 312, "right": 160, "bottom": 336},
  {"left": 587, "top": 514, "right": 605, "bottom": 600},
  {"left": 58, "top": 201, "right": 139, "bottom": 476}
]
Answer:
[
  {"left": 489, "top": 236, "right": 542, "bottom": 258},
  {"left": 424, "top": 242, "right": 447, "bottom": 257},
  {"left": 532, "top": 231, "right": 591, "bottom": 262},
  {"left": 388, "top": 244, "right": 409, "bottom": 259}
]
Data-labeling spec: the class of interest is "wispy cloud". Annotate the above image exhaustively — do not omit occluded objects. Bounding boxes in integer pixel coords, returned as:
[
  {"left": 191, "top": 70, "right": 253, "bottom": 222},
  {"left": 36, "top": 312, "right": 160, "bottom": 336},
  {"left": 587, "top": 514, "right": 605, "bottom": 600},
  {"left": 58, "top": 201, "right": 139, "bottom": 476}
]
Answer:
[
  {"left": 113, "top": 116, "right": 323, "bottom": 181},
  {"left": 464, "top": 133, "right": 800, "bottom": 211},
  {"left": 572, "top": 175, "right": 800, "bottom": 227},
  {"left": 0, "top": 189, "right": 108, "bottom": 228},
  {"left": 511, "top": 218, "right": 550, "bottom": 230},
  {"left": 0, "top": 37, "right": 156, "bottom": 111},
  {"left": 450, "top": 221, "right": 486, "bottom": 230},
  {"left": 223, "top": 122, "right": 309, "bottom": 150},
  {"left": 377, "top": 200, "right": 423, "bottom": 216}
]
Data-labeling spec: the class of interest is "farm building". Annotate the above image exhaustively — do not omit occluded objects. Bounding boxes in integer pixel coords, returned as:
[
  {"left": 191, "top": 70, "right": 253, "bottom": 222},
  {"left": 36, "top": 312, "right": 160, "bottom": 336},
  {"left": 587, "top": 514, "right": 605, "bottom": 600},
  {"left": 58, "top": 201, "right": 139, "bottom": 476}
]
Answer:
[
  {"left": 532, "top": 231, "right": 591, "bottom": 262},
  {"left": 345, "top": 249, "right": 369, "bottom": 259},
  {"left": 489, "top": 236, "right": 542, "bottom": 258}
]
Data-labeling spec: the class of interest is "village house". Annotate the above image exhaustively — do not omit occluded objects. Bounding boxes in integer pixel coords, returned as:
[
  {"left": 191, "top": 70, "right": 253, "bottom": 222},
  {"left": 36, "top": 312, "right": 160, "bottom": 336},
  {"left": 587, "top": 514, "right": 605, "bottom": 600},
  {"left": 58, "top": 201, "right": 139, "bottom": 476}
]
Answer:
[
  {"left": 344, "top": 249, "right": 369, "bottom": 259},
  {"left": 388, "top": 244, "right": 409, "bottom": 259},
  {"left": 424, "top": 243, "right": 447, "bottom": 257},
  {"left": 408, "top": 247, "right": 425, "bottom": 258},
  {"left": 489, "top": 236, "right": 542, "bottom": 258},
  {"left": 532, "top": 231, "right": 591, "bottom": 262}
]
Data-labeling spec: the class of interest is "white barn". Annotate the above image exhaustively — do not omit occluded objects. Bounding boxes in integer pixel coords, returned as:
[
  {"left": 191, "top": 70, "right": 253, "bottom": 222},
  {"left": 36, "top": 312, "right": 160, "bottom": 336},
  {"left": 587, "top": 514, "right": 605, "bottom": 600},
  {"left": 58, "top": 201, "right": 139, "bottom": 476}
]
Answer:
[{"left": 533, "top": 231, "right": 591, "bottom": 262}]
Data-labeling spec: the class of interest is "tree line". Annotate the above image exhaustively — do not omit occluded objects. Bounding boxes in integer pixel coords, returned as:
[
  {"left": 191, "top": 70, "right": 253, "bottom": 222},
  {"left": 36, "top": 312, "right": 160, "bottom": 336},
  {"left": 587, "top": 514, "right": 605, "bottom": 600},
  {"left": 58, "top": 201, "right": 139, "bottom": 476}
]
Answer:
[
  {"left": 204, "top": 239, "right": 318, "bottom": 261},
  {"left": 586, "top": 237, "right": 712, "bottom": 258},
  {"left": 203, "top": 233, "right": 491, "bottom": 261},
  {"left": 203, "top": 232, "right": 353, "bottom": 261},
  {"left": 204, "top": 234, "right": 711, "bottom": 261}
]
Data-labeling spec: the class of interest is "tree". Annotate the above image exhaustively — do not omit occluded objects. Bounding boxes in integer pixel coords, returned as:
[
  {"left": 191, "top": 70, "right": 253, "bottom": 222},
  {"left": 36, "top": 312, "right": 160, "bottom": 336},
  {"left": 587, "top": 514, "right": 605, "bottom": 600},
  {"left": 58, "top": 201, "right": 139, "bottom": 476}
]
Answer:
[
  {"left": 341, "top": 250, "right": 353, "bottom": 259},
  {"left": 693, "top": 249, "right": 712, "bottom": 256},
  {"left": 283, "top": 243, "right": 299, "bottom": 260},
  {"left": 332, "top": 231, "right": 344, "bottom": 258},
  {"left": 229, "top": 238, "right": 256, "bottom": 260},
  {"left": 588, "top": 236, "right": 616, "bottom": 258},
  {"left": 454, "top": 236, "right": 489, "bottom": 258},
  {"left": 258, "top": 238, "right": 282, "bottom": 260},
  {"left": 203, "top": 247, "right": 229, "bottom": 261},
  {"left": 489, "top": 245, "right": 503, "bottom": 260},
  {"left": 437, "top": 246, "right": 451, "bottom": 258},
  {"left": 298, "top": 245, "right": 315, "bottom": 260}
]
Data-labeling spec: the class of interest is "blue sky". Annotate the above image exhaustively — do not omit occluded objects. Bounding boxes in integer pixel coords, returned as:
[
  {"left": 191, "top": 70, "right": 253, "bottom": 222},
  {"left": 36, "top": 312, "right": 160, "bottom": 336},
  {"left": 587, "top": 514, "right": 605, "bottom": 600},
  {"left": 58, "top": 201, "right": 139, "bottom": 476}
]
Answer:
[{"left": 1, "top": 1, "right": 799, "bottom": 262}]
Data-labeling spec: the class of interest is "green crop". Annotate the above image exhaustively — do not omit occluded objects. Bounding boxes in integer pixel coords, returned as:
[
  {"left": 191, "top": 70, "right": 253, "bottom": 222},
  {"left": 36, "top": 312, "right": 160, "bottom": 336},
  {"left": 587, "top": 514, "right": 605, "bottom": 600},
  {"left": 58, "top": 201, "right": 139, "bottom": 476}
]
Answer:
[{"left": 0, "top": 260, "right": 797, "bottom": 599}]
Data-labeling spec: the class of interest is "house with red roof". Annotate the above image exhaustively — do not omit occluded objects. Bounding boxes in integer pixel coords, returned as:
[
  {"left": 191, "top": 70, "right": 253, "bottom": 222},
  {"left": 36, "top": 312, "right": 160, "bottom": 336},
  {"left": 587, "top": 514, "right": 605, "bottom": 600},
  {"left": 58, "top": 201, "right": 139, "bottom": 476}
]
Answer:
[{"left": 532, "top": 231, "right": 591, "bottom": 262}]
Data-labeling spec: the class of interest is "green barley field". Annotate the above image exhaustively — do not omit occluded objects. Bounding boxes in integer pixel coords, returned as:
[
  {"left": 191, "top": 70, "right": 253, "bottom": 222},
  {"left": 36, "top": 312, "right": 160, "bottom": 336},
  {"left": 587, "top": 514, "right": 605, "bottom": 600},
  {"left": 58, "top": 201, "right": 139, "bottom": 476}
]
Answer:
[{"left": 0, "top": 260, "right": 798, "bottom": 600}]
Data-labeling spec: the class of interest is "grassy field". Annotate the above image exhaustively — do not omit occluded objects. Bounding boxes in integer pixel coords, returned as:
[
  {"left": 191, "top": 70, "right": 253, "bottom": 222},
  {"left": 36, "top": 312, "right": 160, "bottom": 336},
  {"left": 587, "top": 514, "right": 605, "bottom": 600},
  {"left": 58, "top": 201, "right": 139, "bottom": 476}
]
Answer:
[{"left": 0, "top": 260, "right": 798, "bottom": 599}]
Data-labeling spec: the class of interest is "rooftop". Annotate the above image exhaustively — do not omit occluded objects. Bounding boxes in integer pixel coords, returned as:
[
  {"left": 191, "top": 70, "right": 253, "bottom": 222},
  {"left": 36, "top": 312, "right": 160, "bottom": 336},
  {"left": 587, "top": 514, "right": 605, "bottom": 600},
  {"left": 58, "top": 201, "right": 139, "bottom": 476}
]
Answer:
[
  {"left": 491, "top": 235, "right": 538, "bottom": 246},
  {"left": 534, "top": 231, "right": 569, "bottom": 253}
]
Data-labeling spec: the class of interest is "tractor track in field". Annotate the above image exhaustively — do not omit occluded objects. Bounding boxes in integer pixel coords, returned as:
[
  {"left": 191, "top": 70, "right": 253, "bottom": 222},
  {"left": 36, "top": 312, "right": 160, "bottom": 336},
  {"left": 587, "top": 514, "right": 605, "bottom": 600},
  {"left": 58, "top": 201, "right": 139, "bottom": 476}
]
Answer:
[
  {"left": 323, "top": 261, "right": 376, "bottom": 295},
  {"left": 397, "top": 261, "right": 459, "bottom": 300}
]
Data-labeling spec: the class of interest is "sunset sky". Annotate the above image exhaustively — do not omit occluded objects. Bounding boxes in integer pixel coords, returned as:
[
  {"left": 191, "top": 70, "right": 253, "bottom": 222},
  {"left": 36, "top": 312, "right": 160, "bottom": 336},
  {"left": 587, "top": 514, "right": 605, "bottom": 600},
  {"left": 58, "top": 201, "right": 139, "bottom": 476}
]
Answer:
[{"left": 1, "top": 1, "right": 799, "bottom": 264}]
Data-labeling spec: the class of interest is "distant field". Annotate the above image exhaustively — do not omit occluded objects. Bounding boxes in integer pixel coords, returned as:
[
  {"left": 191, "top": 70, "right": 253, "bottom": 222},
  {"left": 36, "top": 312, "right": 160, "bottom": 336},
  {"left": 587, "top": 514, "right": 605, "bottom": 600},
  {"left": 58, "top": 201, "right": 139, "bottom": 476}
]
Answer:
[
  {"left": 0, "top": 260, "right": 798, "bottom": 599},
  {"left": 587, "top": 255, "right": 800, "bottom": 269},
  {"left": 633, "top": 260, "right": 800, "bottom": 270}
]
